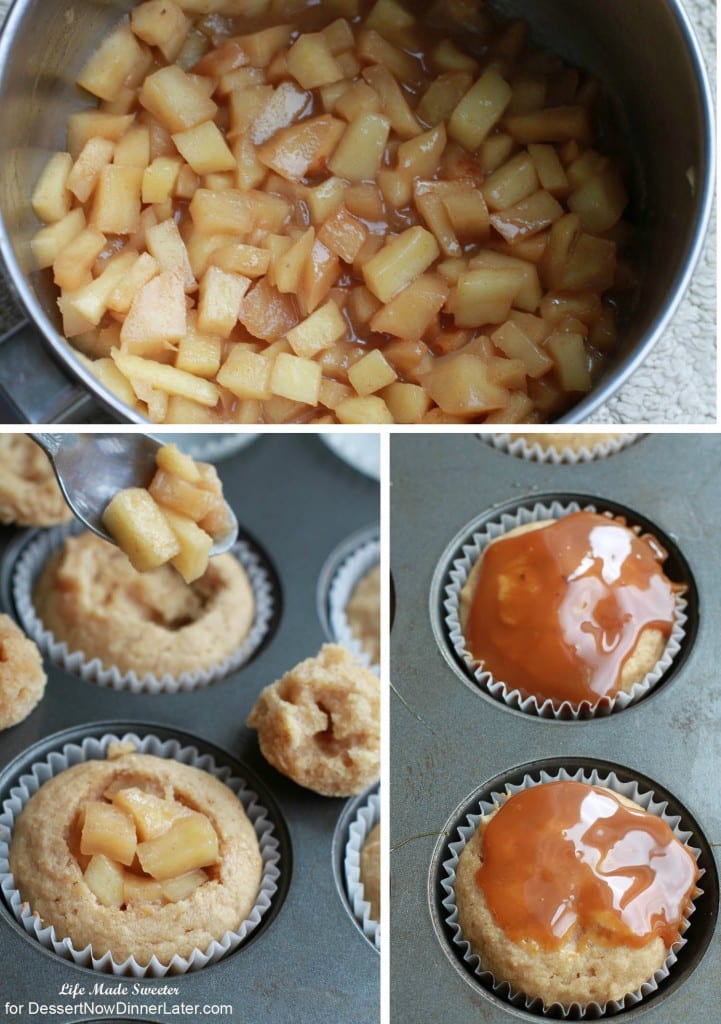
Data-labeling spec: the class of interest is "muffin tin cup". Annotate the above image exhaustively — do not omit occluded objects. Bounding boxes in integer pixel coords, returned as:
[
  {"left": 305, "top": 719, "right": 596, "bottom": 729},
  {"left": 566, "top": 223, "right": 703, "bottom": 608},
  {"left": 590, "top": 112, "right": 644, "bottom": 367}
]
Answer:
[
  {"left": 438, "top": 765, "right": 704, "bottom": 1020},
  {"left": 11, "top": 520, "right": 277, "bottom": 694},
  {"left": 328, "top": 535, "right": 381, "bottom": 674},
  {"left": 442, "top": 499, "right": 688, "bottom": 720},
  {"left": 344, "top": 789, "right": 381, "bottom": 951},
  {"left": 481, "top": 434, "right": 641, "bottom": 464},
  {"left": 0, "top": 730, "right": 282, "bottom": 977}
]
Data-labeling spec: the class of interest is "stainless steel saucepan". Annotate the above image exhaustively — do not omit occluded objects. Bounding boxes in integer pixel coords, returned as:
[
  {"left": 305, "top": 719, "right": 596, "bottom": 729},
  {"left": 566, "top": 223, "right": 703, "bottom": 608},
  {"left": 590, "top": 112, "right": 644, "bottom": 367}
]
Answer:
[{"left": 0, "top": 0, "right": 714, "bottom": 424}]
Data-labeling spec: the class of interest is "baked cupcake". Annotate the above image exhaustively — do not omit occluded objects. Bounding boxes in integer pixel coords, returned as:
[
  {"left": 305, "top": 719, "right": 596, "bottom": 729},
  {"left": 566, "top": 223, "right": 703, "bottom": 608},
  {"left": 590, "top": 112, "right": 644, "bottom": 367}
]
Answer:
[
  {"left": 327, "top": 530, "right": 380, "bottom": 670},
  {"left": 345, "top": 566, "right": 380, "bottom": 667},
  {"left": 8, "top": 744, "right": 263, "bottom": 967},
  {"left": 0, "top": 614, "right": 46, "bottom": 729},
  {"left": 360, "top": 822, "right": 381, "bottom": 924},
  {"left": 22, "top": 527, "right": 271, "bottom": 692},
  {"left": 0, "top": 434, "right": 71, "bottom": 526},
  {"left": 247, "top": 644, "right": 380, "bottom": 797},
  {"left": 344, "top": 788, "right": 381, "bottom": 949},
  {"left": 454, "top": 508, "right": 684, "bottom": 713},
  {"left": 452, "top": 779, "right": 699, "bottom": 1011}
]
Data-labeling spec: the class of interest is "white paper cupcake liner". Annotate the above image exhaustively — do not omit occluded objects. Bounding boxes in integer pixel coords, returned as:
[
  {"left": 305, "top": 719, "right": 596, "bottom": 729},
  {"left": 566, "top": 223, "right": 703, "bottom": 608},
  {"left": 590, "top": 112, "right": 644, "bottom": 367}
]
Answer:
[
  {"left": 443, "top": 500, "right": 688, "bottom": 719},
  {"left": 440, "top": 766, "right": 704, "bottom": 1019},
  {"left": 0, "top": 731, "right": 282, "bottom": 976},
  {"left": 344, "top": 790, "right": 381, "bottom": 950},
  {"left": 481, "top": 433, "right": 641, "bottom": 464},
  {"left": 12, "top": 520, "right": 276, "bottom": 694},
  {"left": 329, "top": 535, "right": 380, "bottom": 674}
]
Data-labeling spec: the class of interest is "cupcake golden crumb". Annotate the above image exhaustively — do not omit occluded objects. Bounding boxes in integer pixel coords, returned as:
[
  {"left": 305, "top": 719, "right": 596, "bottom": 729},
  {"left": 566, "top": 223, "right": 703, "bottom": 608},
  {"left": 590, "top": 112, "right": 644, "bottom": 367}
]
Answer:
[{"left": 247, "top": 643, "right": 380, "bottom": 797}]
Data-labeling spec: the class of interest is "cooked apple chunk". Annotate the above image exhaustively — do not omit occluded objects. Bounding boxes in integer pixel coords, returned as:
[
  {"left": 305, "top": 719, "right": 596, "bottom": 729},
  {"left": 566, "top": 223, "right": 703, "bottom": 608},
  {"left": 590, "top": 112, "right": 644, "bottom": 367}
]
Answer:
[
  {"left": 31, "top": 152, "right": 73, "bottom": 223},
  {"left": 102, "top": 488, "right": 181, "bottom": 572},
  {"left": 136, "top": 811, "right": 219, "bottom": 879},
  {"left": 363, "top": 226, "right": 440, "bottom": 303},
  {"left": 84, "top": 854, "right": 126, "bottom": 907},
  {"left": 257, "top": 116, "right": 345, "bottom": 180},
  {"left": 155, "top": 442, "right": 201, "bottom": 483},
  {"left": 161, "top": 868, "right": 209, "bottom": 902},
  {"left": 102, "top": 443, "right": 231, "bottom": 579},
  {"left": 123, "top": 872, "right": 165, "bottom": 905},
  {"left": 81, "top": 801, "right": 137, "bottom": 866},
  {"left": 112, "top": 786, "right": 193, "bottom": 841},
  {"left": 164, "top": 509, "right": 215, "bottom": 583},
  {"left": 119, "top": 268, "right": 187, "bottom": 357}
]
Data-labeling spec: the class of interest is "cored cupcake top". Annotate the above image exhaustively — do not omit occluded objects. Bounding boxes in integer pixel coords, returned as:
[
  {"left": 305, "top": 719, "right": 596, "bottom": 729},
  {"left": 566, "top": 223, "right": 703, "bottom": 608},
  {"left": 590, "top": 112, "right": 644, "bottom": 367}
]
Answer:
[
  {"left": 463, "top": 510, "right": 680, "bottom": 705},
  {"left": 475, "top": 781, "right": 698, "bottom": 952}
]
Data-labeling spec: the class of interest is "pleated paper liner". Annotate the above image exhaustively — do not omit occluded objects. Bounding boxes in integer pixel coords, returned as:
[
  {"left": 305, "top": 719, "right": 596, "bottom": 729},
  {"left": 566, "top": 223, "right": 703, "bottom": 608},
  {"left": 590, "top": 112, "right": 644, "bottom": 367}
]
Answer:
[
  {"left": 328, "top": 533, "right": 380, "bottom": 674},
  {"left": 481, "top": 433, "right": 641, "bottom": 464}
]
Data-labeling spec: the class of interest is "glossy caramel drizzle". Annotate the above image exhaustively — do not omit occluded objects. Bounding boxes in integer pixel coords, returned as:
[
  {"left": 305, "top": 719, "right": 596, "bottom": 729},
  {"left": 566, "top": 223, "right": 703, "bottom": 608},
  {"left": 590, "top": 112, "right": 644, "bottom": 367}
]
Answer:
[
  {"left": 465, "top": 511, "right": 679, "bottom": 704},
  {"left": 475, "top": 781, "right": 698, "bottom": 950}
]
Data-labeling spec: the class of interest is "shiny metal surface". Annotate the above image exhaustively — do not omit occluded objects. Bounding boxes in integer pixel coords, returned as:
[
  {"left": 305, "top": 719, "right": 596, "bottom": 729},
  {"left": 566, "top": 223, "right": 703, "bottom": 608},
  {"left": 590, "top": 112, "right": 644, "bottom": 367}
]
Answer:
[{"left": 0, "top": 0, "right": 714, "bottom": 424}]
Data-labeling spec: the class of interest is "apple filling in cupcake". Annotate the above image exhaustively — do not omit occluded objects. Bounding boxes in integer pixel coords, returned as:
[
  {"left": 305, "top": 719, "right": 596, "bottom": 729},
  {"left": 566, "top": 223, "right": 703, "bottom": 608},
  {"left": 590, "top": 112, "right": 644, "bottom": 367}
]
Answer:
[
  {"left": 76, "top": 784, "right": 219, "bottom": 910},
  {"left": 9, "top": 749, "right": 263, "bottom": 965}
]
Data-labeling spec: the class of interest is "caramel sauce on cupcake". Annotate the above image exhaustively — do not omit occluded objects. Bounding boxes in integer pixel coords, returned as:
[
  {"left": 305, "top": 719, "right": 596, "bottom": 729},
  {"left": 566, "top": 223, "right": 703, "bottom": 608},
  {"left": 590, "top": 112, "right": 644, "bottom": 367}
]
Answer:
[
  {"left": 461, "top": 511, "right": 681, "bottom": 705},
  {"left": 455, "top": 780, "right": 700, "bottom": 1007},
  {"left": 476, "top": 781, "right": 698, "bottom": 951}
]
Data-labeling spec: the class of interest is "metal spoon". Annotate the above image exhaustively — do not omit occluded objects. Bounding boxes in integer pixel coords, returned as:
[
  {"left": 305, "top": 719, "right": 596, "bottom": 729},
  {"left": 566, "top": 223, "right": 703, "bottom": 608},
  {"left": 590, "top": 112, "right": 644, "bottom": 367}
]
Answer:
[{"left": 31, "top": 432, "right": 238, "bottom": 556}]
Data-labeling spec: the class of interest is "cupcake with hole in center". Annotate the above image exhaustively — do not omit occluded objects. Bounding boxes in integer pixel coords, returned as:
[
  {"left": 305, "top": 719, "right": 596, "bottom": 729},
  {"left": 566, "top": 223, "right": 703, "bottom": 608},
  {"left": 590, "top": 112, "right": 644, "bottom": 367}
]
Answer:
[
  {"left": 0, "top": 733, "right": 281, "bottom": 975},
  {"left": 14, "top": 523, "right": 275, "bottom": 694}
]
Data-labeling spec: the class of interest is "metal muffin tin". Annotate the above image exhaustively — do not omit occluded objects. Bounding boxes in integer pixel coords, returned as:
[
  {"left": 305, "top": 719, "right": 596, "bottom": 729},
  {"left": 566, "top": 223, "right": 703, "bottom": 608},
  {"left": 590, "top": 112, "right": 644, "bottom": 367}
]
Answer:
[
  {"left": 390, "top": 433, "right": 720, "bottom": 1022},
  {"left": 0, "top": 433, "right": 379, "bottom": 1024}
]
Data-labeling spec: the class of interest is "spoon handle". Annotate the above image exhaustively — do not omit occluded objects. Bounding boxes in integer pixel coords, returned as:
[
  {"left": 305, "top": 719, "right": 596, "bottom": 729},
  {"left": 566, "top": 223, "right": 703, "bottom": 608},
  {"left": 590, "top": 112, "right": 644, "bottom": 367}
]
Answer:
[{"left": 30, "top": 432, "right": 65, "bottom": 458}]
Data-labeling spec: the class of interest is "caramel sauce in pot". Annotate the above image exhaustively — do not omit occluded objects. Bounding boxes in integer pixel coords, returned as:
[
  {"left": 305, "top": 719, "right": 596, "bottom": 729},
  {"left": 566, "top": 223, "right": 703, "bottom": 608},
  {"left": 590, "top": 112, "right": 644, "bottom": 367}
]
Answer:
[
  {"left": 475, "top": 781, "right": 698, "bottom": 950},
  {"left": 465, "top": 511, "right": 679, "bottom": 704}
]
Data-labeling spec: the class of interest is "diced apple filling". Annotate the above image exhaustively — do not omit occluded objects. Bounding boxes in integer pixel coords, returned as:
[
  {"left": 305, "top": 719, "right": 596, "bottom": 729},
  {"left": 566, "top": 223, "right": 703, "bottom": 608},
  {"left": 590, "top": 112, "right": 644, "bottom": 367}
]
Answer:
[
  {"left": 102, "top": 442, "right": 232, "bottom": 581},
  {"left": 81, "top": 785, "right": 217, "bottom": 908},
  {"left": 30, "top": 0, "right": 631, "bottom": 424}
]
